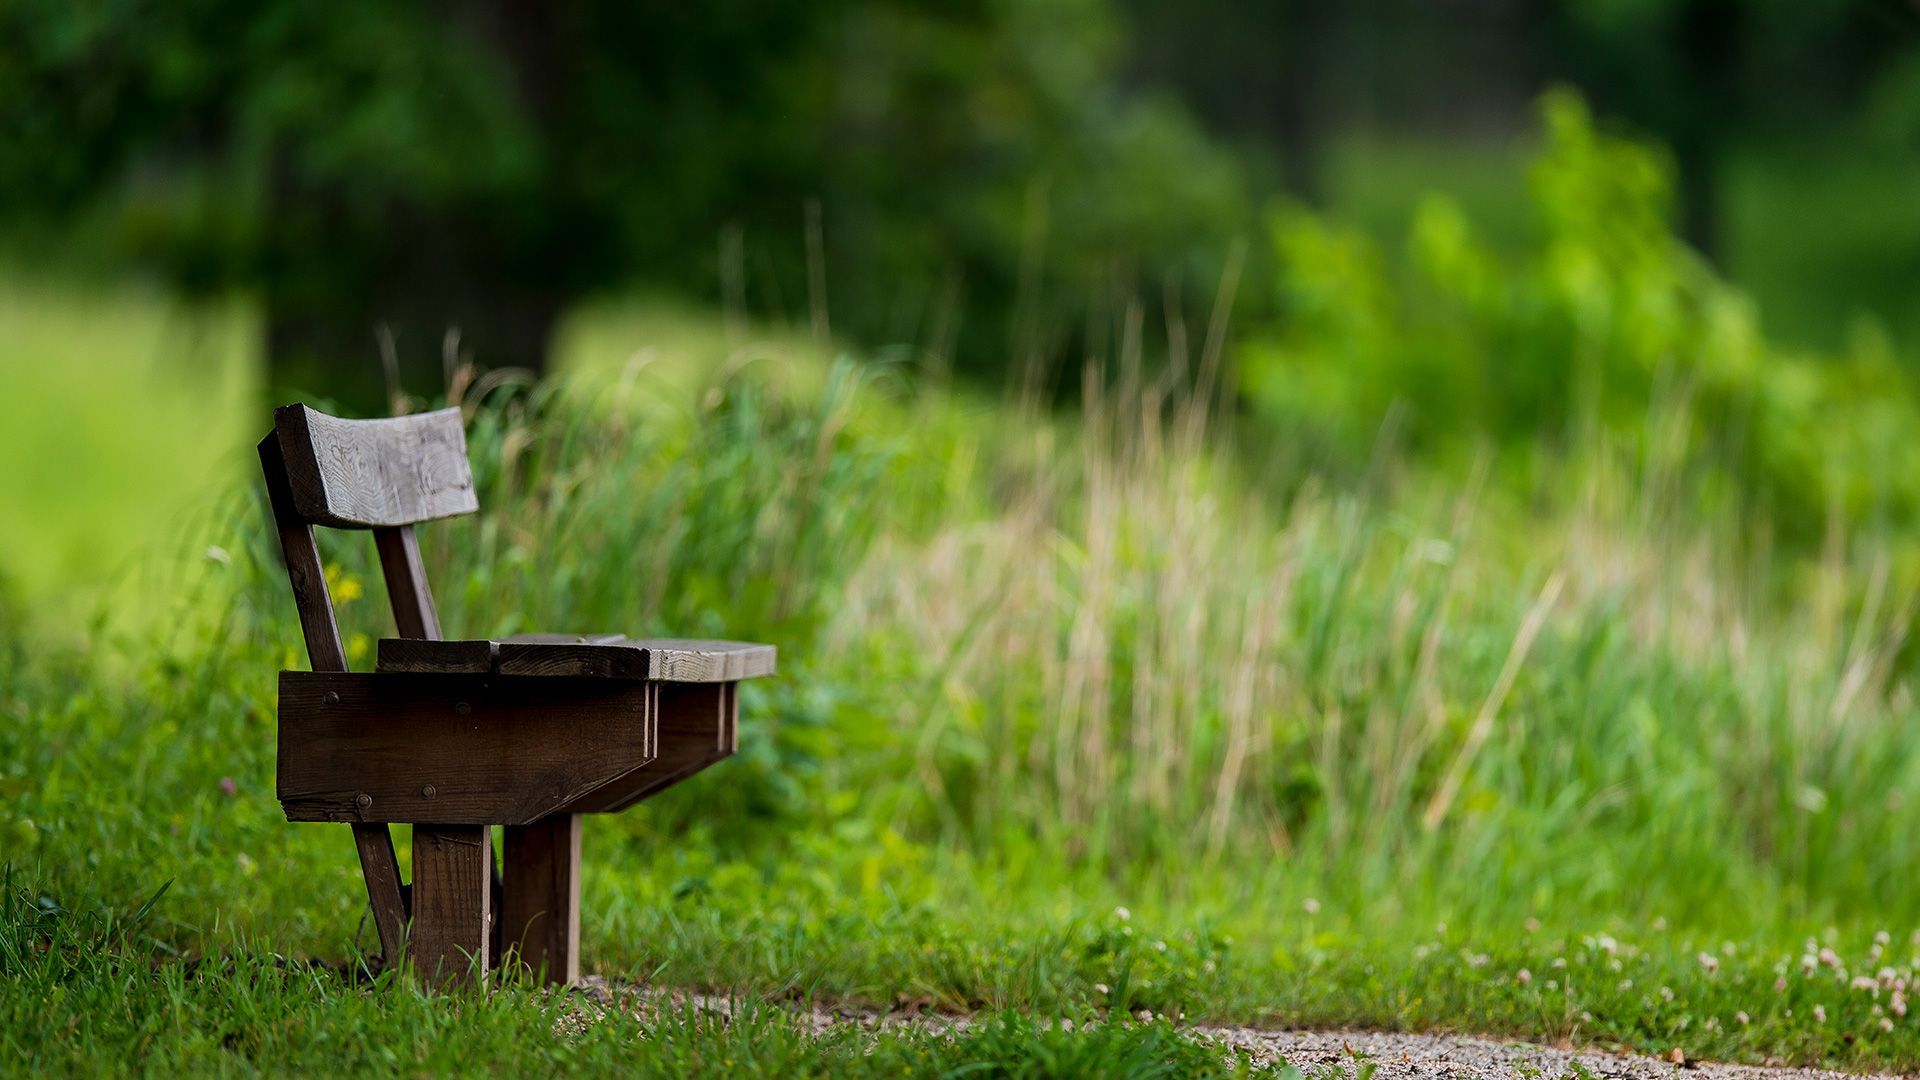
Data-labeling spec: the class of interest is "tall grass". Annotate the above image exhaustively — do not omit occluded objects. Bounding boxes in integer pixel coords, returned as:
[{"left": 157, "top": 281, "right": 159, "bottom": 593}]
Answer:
[{"left": 172, "top": 277, "right": 1917, "bottom": 943}]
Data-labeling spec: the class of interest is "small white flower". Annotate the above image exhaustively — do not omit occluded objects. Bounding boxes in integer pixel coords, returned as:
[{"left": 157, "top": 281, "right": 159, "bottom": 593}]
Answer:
[
  {"left": 1546, "top": 980, "right": 1558, "bottom": 990},
  {"left": 1883, "top": 1017, "right": 1896, "bottom": 1033},
  {"left": 1094, "top": 983, "right": 1109, "bottom": 994},
  {"left": 1525, "top": 918, "right": 1541, "bottom": 933},
  {"left": 1878, "top": 931, "right": 1893, "bottom": 947},
  {"left": 1698, "top": 953, "right": 1719, "bottom": 974},
  {"left": 1852, "top": 975, "right": 1879, "bottom": 993},
  {"left": 1114, "top": 907, "right": 1130, "bottom": 922},
  {"left": 1470, "top": 953, "right": 1490, "bottom": 967},
  {"left": 1302, "top": 898, "right": 1320, "bottom": 915},
  {"left": 1820, "top": 948, "right": 1841, "bottom": 968},
  {"left": 1735, "top": 1011, "right": 1750, "bottom": 1026},
  {"left": 1152, "top": 940, "right": 1167, "bottom": 953},
  {"left": 1619, "top": 979, "right": 1634, "bottom": 991},
  {"left": 1815, "top": 1005, "right": 1828, "bottom": 1023},
  {"left": 1893, "top": 990, "right": 1907, "bottom": 1018},
  {"left": 1516, "top": 969, "right": 1532, "bottom": 985},
  {"left": 1660, "top": 986, "right": 1674, "bottom": 1002},
  {"left": 1552, "top": 957, "right": 1567, "bottom": 969},
  {"left": 1202, "top": 959, "right": 1216, "bottom": 974},
  {"left": 1802, "top": 954, "right": 1819, "bottom": 974}
]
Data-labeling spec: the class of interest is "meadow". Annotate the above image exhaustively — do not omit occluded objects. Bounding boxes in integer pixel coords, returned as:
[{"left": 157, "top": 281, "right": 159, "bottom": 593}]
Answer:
[{"left": 8, "top": 100, "right": 1920, "bottom": 1076}]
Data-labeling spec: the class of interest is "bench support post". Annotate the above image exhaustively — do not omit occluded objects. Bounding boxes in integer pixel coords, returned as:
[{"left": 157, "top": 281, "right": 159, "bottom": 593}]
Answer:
[
  {"left": 500, "top": 813, "right": 582, "bottom": 984},
  {"left": 411, "top": 824, "right": 492, "bottom": 989}
]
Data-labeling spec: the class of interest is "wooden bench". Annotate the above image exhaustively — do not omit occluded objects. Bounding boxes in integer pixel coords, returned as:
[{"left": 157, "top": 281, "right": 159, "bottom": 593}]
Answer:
[{"left": 259, "top": 403, "right": 774, "bottom": 989}]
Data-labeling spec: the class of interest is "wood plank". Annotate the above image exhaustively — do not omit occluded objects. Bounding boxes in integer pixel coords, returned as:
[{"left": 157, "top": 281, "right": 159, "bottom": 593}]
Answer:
[
  {"left": 277, "top": 672, "right": 657, "bottom": 825},
  {"left": 351, "top": 823, "right": 409, "bottom": 966},
  {"left": 495, "top": 639, "right": 651, "bottom": 679},
  {"left": 373, "top": 524, "right": 443, "bottom": 640},
  {"left": 274, "top": 404, "right": 478, "bottom": 529},
  {"left": 258, "top": 433, "right": 348, "bottom": 673},
  {"left": 411, "top": 824, "right": 491, "bottom": 990},
  {"left": 375, "top": 635, "right": 776, "bottom": 683},
  {"left": 378, "top": 637, "right": 493, "bottom": 674},
  {"left": 621, "top": 639, "right": 776, "bottom": 681},
  {"left": 559, "top": 682, "right": 735, "bottom": 814},
  {"left": 499, "top": 814, "right": 581, "bottom": 985}
]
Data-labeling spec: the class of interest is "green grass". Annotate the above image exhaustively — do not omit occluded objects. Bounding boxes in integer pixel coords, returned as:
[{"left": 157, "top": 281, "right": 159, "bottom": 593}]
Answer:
[
  {"left": 0, "top": 276, "right": 256, "bottom": 630},
  {"left": 8, "top": 241, "right": 1920, "bottom": 1073}
]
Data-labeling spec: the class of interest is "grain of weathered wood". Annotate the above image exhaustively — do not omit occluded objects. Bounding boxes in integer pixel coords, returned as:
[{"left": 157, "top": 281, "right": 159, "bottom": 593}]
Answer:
[
  {"left": 559, "top": 682, "right": 736, "bottom": 814},
  {"left": 374, "top": 525, "right": 442, "bottom": 640},
  {"left": 274, "top": 404, "right": 478, "bottom": 529},
  {"left": 500, "top": 814, "right": 581, "bottom": 985},
  {"left": 622, "top": 639, "right": 775, "bottom": 681},
  {"left": 278, "top": 672, "right": 657, "bottom": 825},
  {"left": 374, "top": 634, "right": 776, "bottom": 682},
  {"left": 411, "top": 824, "right": 491, "bottom": 989}
]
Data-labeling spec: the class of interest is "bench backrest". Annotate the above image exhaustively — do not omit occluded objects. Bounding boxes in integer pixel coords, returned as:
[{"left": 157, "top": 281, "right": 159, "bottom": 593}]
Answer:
[{"left": 259, "top": 404, "right": 478, "bottom": 673}]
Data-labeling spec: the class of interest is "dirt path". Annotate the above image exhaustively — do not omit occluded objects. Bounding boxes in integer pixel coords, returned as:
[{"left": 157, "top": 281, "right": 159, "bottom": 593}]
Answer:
[{"left": 573, "top": 978, "right": 1893, "bottom": 1080}]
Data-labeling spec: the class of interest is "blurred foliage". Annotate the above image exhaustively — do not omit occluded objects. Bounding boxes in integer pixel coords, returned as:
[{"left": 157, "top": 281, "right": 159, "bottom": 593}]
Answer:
[
  {"left": 0, "top": 0, "right": 1245, "bottom": 411},
  {"left": 1242, "top": 90, "right": 1920, "bottom": 545}
]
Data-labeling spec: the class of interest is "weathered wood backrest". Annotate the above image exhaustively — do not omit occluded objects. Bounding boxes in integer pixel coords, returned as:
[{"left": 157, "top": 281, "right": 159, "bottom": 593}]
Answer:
[{"left": 259, "top": 404, "right": 479, "bottom": 671}]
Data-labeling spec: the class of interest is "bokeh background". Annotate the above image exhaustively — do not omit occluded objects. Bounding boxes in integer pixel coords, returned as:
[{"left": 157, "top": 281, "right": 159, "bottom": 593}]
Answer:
[
  {"left": 13, "top": 7, "right": 1920, "bottom": 1058},
  {"left": 6, "top": 1, "right": 1920, "bottom": 610}
]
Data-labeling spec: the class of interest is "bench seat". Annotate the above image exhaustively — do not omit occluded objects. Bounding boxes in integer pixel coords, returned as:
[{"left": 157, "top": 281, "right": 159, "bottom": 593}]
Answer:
[{"left": 377, "top": 633, "right": 776, "bottom": 682}]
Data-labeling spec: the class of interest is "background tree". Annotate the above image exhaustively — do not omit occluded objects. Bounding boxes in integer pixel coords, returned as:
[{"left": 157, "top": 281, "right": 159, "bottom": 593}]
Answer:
[{"left": 0, "top": 0, "right": 1246, "bottom": 412}]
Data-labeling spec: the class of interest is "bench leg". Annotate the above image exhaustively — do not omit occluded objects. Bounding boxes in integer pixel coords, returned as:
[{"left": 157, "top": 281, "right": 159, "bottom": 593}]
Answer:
[
  {"left": 350, "top": 823, "right": 409, "bottom": 968},
  {"left": 411, "top": 824, "right": 492, "bottom": 990},
  {"left": 500, "top": 813, "right": 581, "bottom": 985}
]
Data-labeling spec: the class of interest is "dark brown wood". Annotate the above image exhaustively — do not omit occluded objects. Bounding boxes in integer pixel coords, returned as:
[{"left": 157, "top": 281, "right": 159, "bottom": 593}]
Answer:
[
  {"left": 277, "top": 672, "right": 657, "bottom": 824},
  {"left": 258, "top": 433, "right": 349, "bottom": 674},
  {"left": 263, "top": 432, "right": 412, "bottom": 964},
  {"left": 274, "top": 404, "right": 478, "bottom": 529},
  {"left": 500, "top": 814, "right": 581, "bottom": 985},
  {"left": 378, "top": 637, "right": 494, "bottom": 674},
  {"left": 374, "top": 525, "right": 443, "bottom": 640},
  {"left": 261, "top": 403, "right": 775, "bottom": 993},
  {"left": 560, "top": 682, "right": 736, "bottom": 814},
  {"left": 411, "top": 824, "right": 491, "bottom": 989},
  {"left": 351, "top": 824, "right": 408, "bottom": 964},
  {"left": 374, "top": 634, "right": 776, "bottom": 683}
]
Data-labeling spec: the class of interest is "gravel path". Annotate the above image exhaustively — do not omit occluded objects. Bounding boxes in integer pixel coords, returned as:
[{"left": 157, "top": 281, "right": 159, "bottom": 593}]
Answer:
[
  {"left": 1200, "top": 1028, "right": 1895, "bottom": 1080},
  {"left": 573, "top": 979, "right": 1893, "bottom": 1080}
]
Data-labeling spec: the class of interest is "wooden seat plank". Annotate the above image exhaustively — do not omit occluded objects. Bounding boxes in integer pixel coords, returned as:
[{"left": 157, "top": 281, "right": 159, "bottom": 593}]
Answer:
[{"left": 377, "top": 635, "right": 775, "bottom": 682}]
